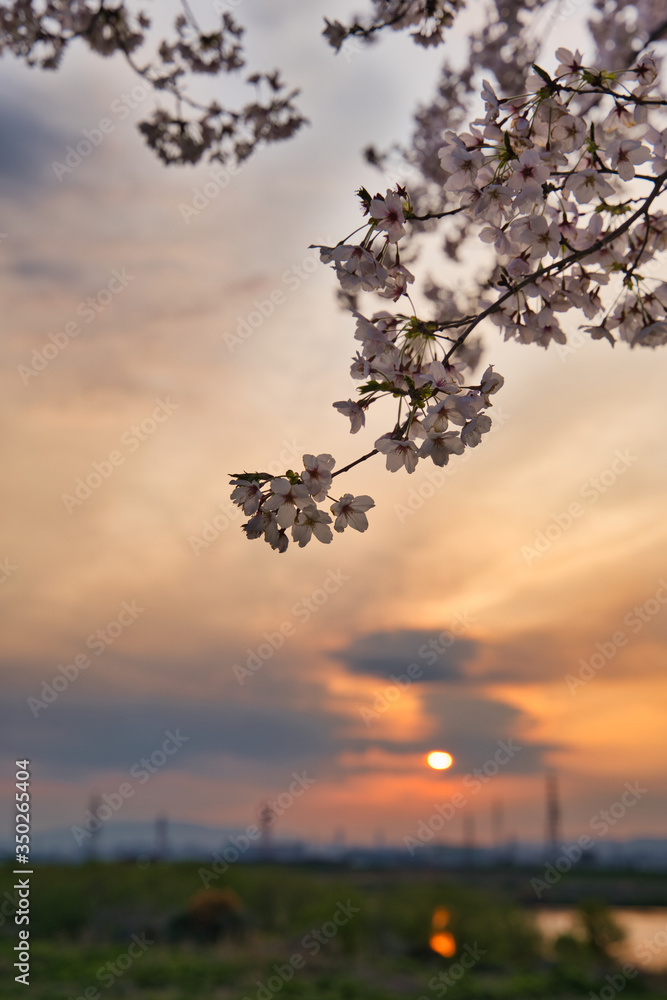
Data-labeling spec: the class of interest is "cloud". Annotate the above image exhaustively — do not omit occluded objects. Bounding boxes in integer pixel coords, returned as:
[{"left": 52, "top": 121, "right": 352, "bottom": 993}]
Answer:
[
  {"left": 333, "top": 629, "right": 478, "bottom": 683},
  {"left": 0, "top": 695, "right": 349, "bottom": 779},
  {"left": 0, "top": 97, "right": 62, "bottom": 192},
  {"left": 352, "top": 689, "right": 559, "bottom": 774},
  {"left": 474, "top": 632, "right": 570, "bottom": 683}
]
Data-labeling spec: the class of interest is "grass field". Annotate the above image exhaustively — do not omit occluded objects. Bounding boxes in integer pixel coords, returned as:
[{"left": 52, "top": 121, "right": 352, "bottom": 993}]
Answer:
[{"left": 1, "top": 862, "right": 665, "bottom": 1000}]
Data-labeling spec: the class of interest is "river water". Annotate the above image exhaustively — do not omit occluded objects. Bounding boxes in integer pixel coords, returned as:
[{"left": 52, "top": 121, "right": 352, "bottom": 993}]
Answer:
[{"left": 534, "top": 908, "right": 667, "bottom": 970}]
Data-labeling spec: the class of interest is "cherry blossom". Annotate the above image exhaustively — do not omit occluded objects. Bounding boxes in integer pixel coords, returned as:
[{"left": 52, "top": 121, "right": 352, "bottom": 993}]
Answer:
[
  {"left": 229, "top": 25, "right": 667, "bottom": 552},
  {"left": 375, "top": 436, "right": 420, "bottom": 473},
  {"left": 230, "top": 479, "right": 263, "bottom": 515},
  {"left": 302, "top": 454, "right": 335, "bottom": 501},
  {"left": 330, "top": 494, "right": 376, "bottom": 533},
  {"left": 333, "top": 400, "right": 366, "bottom": 433},
  {"left": 419, "top": 430, "right": 465, "bottom": 466},
  {"left": 369, "top": 189, "right": 407, "bottom": 243},
  {"left": 292, "top": 505, "right": 333, "bottom": 547},
  {"left": 263, "top": 478, "right": 310, "bottom": 528}
]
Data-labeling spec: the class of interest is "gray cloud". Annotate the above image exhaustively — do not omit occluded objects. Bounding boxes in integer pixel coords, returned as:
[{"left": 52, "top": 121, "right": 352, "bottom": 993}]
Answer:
[
  {"left": 352, "top": 689, "right": 558, "bottom": 774},
  {"left": 0, "top": 98, "right": 62, "bottom": 191},
  {"left": 333, "top": 628, "right": 478, "bottom": 683},
  {"left": 0, "top": 694, "right": 348, "bottom": 779}
]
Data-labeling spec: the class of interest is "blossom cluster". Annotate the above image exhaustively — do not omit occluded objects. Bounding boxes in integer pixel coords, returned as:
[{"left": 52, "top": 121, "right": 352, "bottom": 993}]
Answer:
[
  {"left": 0, "top": 2, "right": 305, "bottom": 167},
  {"left": 230, "top": 455, "right": 374, "bottom": 552},
  {"left": 437, "top": 50, "right": 667, "bottom": 349},
  {"left": 232, "top": 45, "right": 667, "bottom": 551}
]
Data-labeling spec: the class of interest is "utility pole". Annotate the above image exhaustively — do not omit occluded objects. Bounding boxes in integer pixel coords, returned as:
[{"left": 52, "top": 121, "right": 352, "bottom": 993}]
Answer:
[{"left": 545, "top": 770, "right": 562, "bottom": 858}]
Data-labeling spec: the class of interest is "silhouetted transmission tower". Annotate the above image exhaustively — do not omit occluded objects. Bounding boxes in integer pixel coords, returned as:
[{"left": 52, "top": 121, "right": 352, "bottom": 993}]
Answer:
[{"left": 545, "top": 770, "right": 562, "bottom": 858}]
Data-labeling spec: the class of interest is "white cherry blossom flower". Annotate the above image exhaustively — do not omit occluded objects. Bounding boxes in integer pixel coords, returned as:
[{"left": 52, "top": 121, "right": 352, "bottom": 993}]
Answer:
[
  {"left": 292, "top": 504, "right": 333, "bottom": 547},
  {"left": 267, "top": 523, "right": 289, "bottom": 553},
  {"left": 374, "top": 436, "right": 419, "bottom": 473},
  {"left": 424, "top": 396, "right": 466, "bottom": 431},
  {"left": 354, "top": 314, "right": 388, "bottom": 357},
  {"left": 243, "top": 509, "right": 275, "bottom": 540},
  {"left": 603, "top": 138, "right": 651, "bottom": 181},
  {"left": 330, "top": 494, "right": 375, "bottom": 533},
  {"left": 461, "top": 413, "right": 492, "bottom": 447},
  {"left": 379, "top": 263, "right": 415, "bottom": 300},
  {"left": 413, "top": 360, "right": 461, "bottom": 394},
  {"left": 632, "top": 321, "right": 667, "bottom": 347},
  {"left": 419, "top": 430, "right": 465, "bottom": 466},
  {"left": 551, "top": 114, "right": 587, "bottom": 153},
  {"left": 480, "top": 365, "right": 504, "bottom": 402},
  {"left": 534, "top": 307, "right": 566, "bottom": 347},
  {"left": 301, "top": 453, "right": 335, "bottom": 501},
  {"left": 350, "top": 351, "right": 372, "bottom": 379},
  {"left": 369, "top": 189, "right": 406, "bottom": 243},
  {"left": 480, "top": 78, "right": 500, "bottom": 121},
  {"left": 564, "top": 169, "right": 615, "bottom": 203},
  {"left": 474, "top": 183, "right": 514, "bottom": 224},
  {"left": 321, "top": 244, "right": 388, "bottom": 291},
  {"left": 602, "top": 103, "right": 636, "bottom": 134},
  {"left": 230, "top": 479, "right": 263, "bottom": 515},
  {"left": 263, "top": 478, "right": 311, "bottom": 528},
  {"left": 480, "top": 224, "right": 515, "bottom": 256},
  {"left": 439, "top": 133, "right": 484, "bottom": 189},
  {"left": 333, "top": 399, "right": 366, "bottom": 434},
  {"left": 555, "top": 48, "right": 584, "bottom": 79},
  {"left": 523, "top": 215, "right": 562, "bottom": 259},
  {"left": 582, "top": 324, "right": 615, "bottom": 346},
  {"left": 508, "top": 149, "right": 551, "bottom": 203}
]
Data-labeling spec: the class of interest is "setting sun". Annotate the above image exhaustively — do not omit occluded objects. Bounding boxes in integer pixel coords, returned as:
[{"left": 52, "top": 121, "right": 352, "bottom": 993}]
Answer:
[{"left": 426, "top": 751, "right": 454, "bottom": 770}]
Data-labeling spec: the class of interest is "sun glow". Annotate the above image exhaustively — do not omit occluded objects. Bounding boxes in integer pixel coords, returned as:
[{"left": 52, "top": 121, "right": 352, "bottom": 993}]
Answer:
[
  {"left": 426, "top": 750, "right": 453, "bottom": 770},
  {"left": 430, "top": 907, "right": 456, "bottom": 956}
]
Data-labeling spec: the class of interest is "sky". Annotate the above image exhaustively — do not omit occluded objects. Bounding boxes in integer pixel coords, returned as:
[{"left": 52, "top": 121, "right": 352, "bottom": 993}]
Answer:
[{"left": 1, "top": 1, "right": 666, "bottom": 853}]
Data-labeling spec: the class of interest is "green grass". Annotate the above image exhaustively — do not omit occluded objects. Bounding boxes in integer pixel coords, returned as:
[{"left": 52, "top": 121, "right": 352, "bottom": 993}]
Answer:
[{"left": 0, "top": 862, "right": 665, "bottom": 999}]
